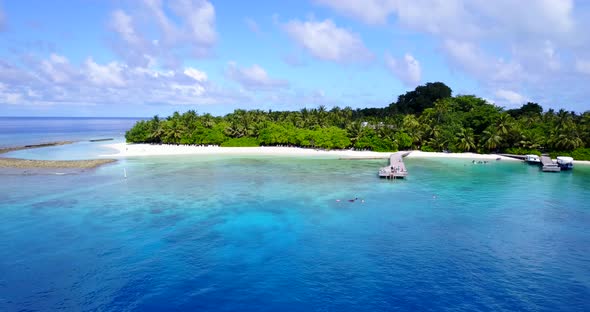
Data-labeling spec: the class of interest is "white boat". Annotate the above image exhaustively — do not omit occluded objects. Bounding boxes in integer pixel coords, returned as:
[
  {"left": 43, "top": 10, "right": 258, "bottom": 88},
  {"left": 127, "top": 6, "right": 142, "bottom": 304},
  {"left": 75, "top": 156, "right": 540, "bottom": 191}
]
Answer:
[
  {"left": 524, "top": 154, "right": 541, "bottom": 164},
  {"left": 556, "top": 156, "right": 574, "bottom": 170}
]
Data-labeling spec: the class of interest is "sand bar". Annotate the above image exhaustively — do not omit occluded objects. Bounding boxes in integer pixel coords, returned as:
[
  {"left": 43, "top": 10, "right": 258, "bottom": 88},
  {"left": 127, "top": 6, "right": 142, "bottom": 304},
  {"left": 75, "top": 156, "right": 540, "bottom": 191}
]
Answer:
[
  {"left": 0, "top": 158, "right": 116, "bottom": 169},
  {"left": 0, "top": 141, "right": 117, "bottom": 169},
  {"left": 0, "top": 141, "right": 75, "bottom": 154}
]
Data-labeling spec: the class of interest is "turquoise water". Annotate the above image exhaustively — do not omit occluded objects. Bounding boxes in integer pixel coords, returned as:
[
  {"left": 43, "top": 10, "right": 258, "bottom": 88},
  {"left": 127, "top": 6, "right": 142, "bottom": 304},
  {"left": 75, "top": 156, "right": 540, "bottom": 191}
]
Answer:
[
  {"left": 1, "top": 118, "right": 589, "bottom": 311},
  {"left": 4, "top": 139, "right": 124, "bottom": 160},
  {"left": 1, "top": 154, "right": 589, "bottom": 311}
]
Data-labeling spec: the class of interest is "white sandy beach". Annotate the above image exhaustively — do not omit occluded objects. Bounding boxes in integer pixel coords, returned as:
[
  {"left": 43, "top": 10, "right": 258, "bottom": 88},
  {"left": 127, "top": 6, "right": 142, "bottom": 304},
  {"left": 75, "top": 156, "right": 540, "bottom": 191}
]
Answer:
[{"left": 101, "top": 143, "right": 520, "bottom": 161}]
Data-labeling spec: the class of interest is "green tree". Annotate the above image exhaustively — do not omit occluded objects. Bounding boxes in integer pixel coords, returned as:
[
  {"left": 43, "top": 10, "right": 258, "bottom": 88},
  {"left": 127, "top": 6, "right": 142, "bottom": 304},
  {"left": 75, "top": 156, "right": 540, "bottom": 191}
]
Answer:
[
  {"left": 481, "top": 127, "right": 502, "bottom": 152},
  {"left": 455, "top": 128, "right": 476, "bottom": 152},
  {"left": 389, "top": 82, "right": 452, "bottom": 115}
]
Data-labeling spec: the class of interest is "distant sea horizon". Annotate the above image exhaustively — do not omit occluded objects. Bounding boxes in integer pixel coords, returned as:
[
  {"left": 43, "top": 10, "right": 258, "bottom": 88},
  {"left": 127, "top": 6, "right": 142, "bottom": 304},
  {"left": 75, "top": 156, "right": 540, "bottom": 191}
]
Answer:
[{"left": 0, "top": 116, "right": 146, "bottom": 149}]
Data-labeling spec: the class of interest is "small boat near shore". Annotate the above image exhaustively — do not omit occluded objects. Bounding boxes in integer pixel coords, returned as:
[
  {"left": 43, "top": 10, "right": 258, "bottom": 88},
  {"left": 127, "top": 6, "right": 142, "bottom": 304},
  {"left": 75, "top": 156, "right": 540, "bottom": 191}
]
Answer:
[
  {"left": 524, "top": 154, "right": 541, "bottom": 164},
  {"left": 557, "top": 156, "right": 574, "bottom": 170}
]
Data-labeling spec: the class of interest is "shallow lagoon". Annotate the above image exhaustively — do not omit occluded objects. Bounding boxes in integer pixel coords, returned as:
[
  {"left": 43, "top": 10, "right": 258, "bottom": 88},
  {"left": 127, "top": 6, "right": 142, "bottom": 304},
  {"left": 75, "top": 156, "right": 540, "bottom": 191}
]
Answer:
[{"left": 1, "top": 155, "right": 589, "bottom": 311}]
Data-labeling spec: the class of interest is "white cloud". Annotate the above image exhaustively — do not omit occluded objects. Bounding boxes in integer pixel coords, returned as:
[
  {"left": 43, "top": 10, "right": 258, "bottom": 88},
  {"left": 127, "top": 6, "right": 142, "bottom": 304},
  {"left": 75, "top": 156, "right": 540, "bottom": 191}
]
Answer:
[
  {"left": 40, "top": 53, "right": 76, "bottom": 84},
  {"left": 511, "top": 40, "right": 561, "bottom": 72},
  {"left": 110, "top": 10, "right": 140, "bottom": 45},
  {"left": 283, "top": 19, "right": 372, "bottom": 63},
  {"left": 309, "top": 2, "right": 572, "bottom": 103},
  {"left": 316, "top": 0, "right": 590, "bottom": 111},
  {"left": 168, "top": 0, "right": 216, "bottom": 46},
  {"left": 495, "top": 89, "right": 528, "bottom": 106},
  {"left": 0, "top": 53, "right": 389, "bottom": 113},
  {"left": 316, "top": 0, "right": 576, "bottom": 42},
  {"left": 144, "top": 0, "right": 216, "bottom": 55},
  {"left": 3, "top": 92, "right": 22, "bottom": 104},
  {"left": 109, "top": 0, "right": 217, "bottom": 68},
  {"left": 0, "top": 61, "right": 32, "bottom": 84},
  {"left": 108, "top": 8, "right": 153, "bottom": 67},
  {"left": 183, "top": 67, "right": 208, "bottom": 82},
  {"left": 0, "top": 83, "right": 22, "bottom": 105},
  {"left": 171, "top": 83, "right": 205, "bottom": 96},
  {"left": 226, "top": 62, "right": 289, "bottom": 91},
  {"left": 442, "top": 39, "right": 527, "bottom": 85},
  {"left": 0, "top": 53, "right": 241, "bottom": 108},
  {"left": 84, "top": 58, "right": 126, "bottom": 87},
  {"left": 384, "top": 52, "right": 421, "bottom": 87}
]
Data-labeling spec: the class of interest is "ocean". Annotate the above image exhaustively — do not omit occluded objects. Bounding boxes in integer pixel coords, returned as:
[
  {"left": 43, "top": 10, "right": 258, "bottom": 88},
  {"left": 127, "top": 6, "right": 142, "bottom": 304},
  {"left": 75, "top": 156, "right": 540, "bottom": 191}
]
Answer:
[
  {"left": 0, "top": 117, "right": 143, "bottom": 160},
  {"left": 0, "top": 118, "right": 589, "bottom": 311}
]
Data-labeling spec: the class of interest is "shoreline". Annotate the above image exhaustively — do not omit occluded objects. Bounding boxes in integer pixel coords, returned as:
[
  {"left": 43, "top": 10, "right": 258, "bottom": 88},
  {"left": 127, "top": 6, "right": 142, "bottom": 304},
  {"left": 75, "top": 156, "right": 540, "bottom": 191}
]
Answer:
[
  {"left": 101, "top": 143, "right": 522, "bottom": 161},
  {"left": 3, "top": 140, "right": 588, "bottom": 167}
]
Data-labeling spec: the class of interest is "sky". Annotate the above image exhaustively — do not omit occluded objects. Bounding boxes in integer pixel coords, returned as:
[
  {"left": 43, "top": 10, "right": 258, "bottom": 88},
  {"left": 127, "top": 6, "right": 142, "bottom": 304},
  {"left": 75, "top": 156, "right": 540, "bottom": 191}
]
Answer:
[{"left": 0, "top": 0, "right": 589, "bottom": 117}]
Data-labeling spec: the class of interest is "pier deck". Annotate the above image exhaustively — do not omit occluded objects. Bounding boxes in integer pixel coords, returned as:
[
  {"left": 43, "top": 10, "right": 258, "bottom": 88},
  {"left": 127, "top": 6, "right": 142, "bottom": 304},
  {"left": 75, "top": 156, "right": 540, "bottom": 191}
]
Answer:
[
  {"left": 540, "top": 156, "right": 560, "bottom": 172},
  {"left": 379, "top": 152, "right": 409, "bottom": 179}
]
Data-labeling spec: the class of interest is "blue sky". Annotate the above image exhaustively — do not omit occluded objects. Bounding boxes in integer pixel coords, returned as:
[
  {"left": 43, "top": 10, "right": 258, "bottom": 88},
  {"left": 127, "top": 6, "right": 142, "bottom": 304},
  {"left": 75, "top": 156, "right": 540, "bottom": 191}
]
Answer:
[{"left": 0, "top": 0, "right": 589, "bottom": 117}]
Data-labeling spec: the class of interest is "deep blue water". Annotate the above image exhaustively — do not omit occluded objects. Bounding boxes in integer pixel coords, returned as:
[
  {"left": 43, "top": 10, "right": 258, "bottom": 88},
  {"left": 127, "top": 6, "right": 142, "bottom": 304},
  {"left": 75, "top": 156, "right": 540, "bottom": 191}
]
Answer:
[{"left": 0, "top": 118, "right": 589, "bottom": 311}]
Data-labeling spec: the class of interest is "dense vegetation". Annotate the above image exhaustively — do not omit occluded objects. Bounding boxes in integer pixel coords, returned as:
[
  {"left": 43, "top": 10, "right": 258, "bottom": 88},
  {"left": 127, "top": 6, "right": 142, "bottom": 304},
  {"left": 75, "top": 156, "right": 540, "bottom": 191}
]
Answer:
[{"left": 126, "top": 82, "right": 590, "bottom": 159}]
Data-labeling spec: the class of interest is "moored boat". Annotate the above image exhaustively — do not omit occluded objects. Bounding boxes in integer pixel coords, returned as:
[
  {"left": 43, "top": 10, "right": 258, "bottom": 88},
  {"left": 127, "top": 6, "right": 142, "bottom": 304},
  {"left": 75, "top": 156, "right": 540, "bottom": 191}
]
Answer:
[
  {"left": 524, "top": 154, "right": 541, "bottom": 164},
  {"left": 557, "top": 156, "right": 574, "bottom": 170}
]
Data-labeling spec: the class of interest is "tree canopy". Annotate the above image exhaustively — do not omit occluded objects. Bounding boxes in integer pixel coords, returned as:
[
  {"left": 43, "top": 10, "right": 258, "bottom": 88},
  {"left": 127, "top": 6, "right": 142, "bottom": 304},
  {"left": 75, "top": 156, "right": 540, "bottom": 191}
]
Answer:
[
  {"left": 126, "top": 82, "right": 590, "bottom": 159},
  {"left": 390, "top": 82, "right": 453, "bottom": 115}
]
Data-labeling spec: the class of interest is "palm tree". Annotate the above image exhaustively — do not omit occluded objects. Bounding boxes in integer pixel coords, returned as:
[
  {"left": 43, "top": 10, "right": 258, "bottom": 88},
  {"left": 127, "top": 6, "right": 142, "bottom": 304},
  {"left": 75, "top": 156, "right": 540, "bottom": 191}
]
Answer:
[
  {"left": 495, "top": 113, "right": 512, "bottom": 136},
  {"left": 300, "top": 108, "right": 313, "bottom": 128},
  {"left": 316, "top": 105, "right": 328, "bottom": 127},
  {"left": 518, "top": 133, "right": 542, "bottom": 150},
  {"left": 147, "top": 116, "right": 163, "bottom": 143},
  {"left": 201, "top": 113, "right": 215, "bottom": 128},
  {"left": 346, "top": 122, "right": 364, "bottom": 145},
  {"left": 401, "top": 115, "right": 423, "bottom": 148},
  {"left": 456, "top": 128, "right": 476, "bottom": 152},
  {"left": 161, "top": 120, "right": 186, "bottom": 144},
  {"left": 481, "top": 128, "right": 502, "bottom": 152},
  {"left": 426, "top": 124, "right": 440, "bottom": 140},
  {"left": 554, "top": 133, "right": 583, "bottom": 151},
  {"left": 551, "top": 121, "right": 583, "bottom": 151},
  {"left": 428, "top": 134, "right": 448, "bottom": 151}
]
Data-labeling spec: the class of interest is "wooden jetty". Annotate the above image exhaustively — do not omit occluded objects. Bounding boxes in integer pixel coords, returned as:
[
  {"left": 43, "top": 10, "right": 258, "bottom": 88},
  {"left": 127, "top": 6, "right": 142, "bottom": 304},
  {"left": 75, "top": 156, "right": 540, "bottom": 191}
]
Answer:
[
  {"left": 89, "top": 138, "right": 114, "bottom": 142},
  {"left": 501, "top": 153, "right": 565, "bottom": 172},
  {"left": 540, "top": 155, "right": 560, "bottom": 172},
  {"left": 499, "top": 154, "right": 526, "bottom": 160},
  {"left": 379, "top": 151, "right": 409, "bottom": 179}
]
